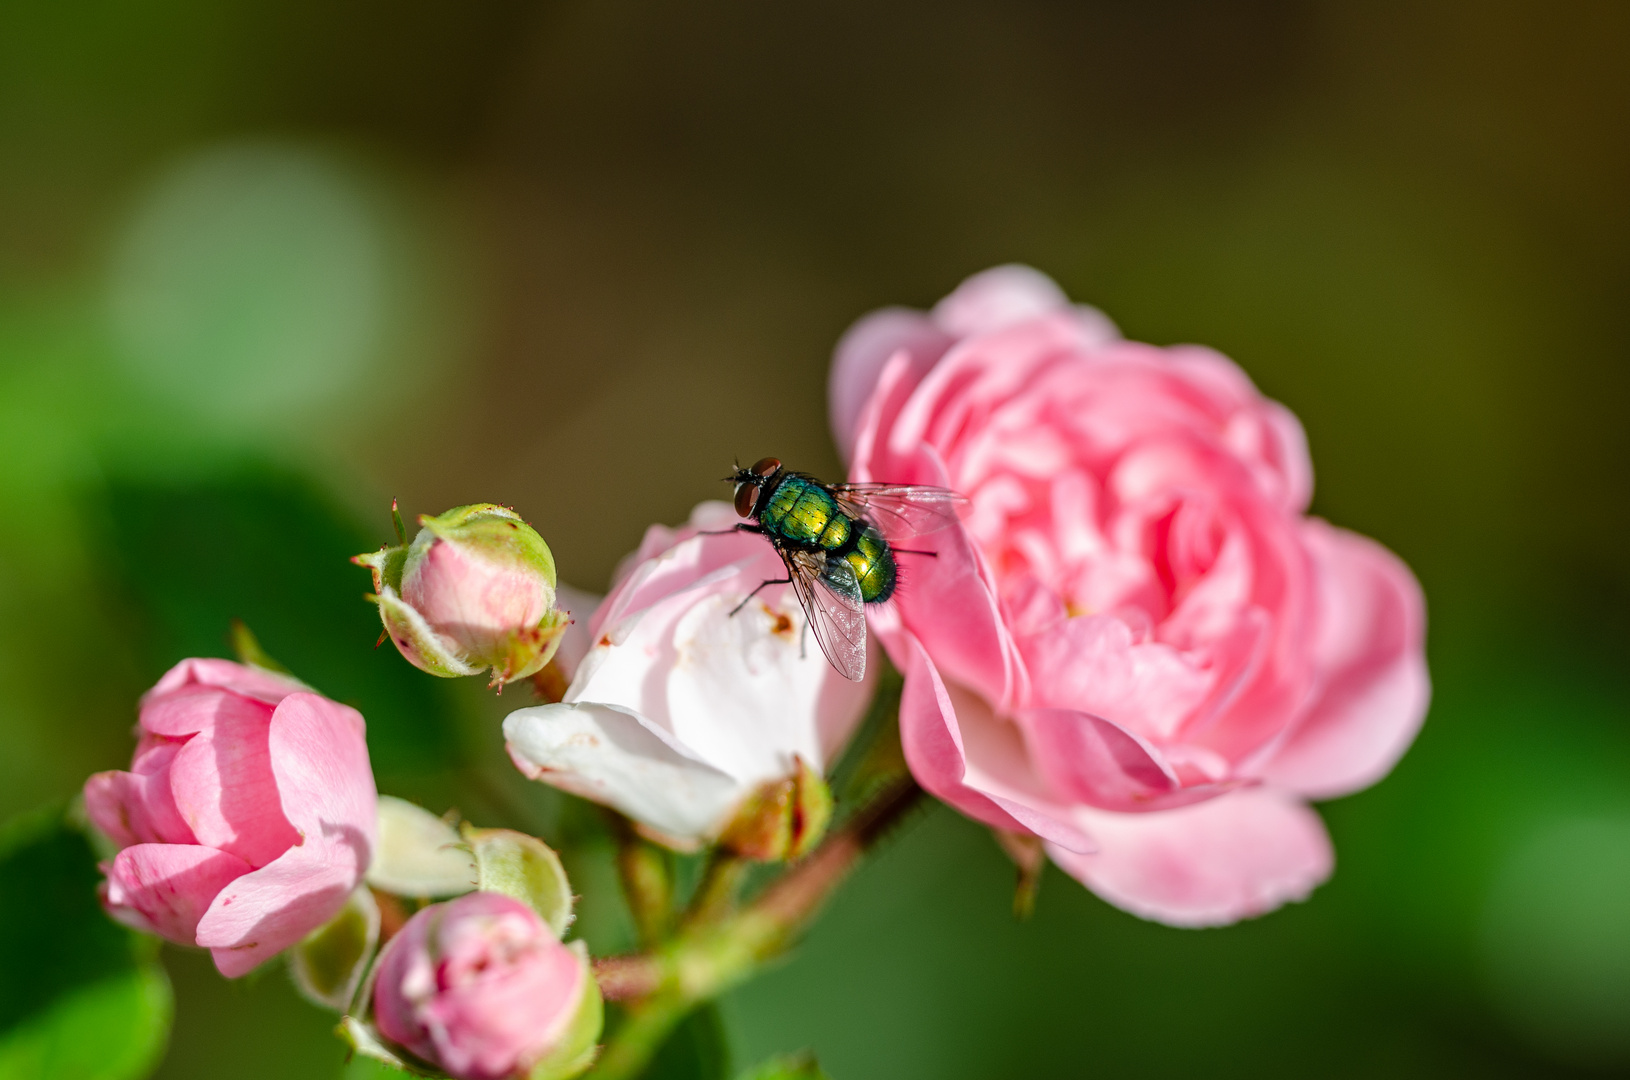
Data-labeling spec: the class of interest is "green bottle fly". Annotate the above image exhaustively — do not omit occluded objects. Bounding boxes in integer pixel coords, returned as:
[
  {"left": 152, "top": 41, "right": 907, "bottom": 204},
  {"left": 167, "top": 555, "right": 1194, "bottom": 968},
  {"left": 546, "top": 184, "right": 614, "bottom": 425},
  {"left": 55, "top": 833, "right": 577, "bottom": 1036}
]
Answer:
[{"left": 724, "top": 457, "right": 965, "bottom": 681}]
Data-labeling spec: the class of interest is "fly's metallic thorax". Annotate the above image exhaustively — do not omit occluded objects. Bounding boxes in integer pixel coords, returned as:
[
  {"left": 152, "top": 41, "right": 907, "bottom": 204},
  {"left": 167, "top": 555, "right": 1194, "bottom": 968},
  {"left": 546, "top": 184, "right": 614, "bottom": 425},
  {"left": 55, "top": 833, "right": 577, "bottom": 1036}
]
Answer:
[
  {"left": 844, "top": 525, "right": 897, "bottom": 604},
  {"left": 759, "top": 475, "right": 851, "bottom": 551}
]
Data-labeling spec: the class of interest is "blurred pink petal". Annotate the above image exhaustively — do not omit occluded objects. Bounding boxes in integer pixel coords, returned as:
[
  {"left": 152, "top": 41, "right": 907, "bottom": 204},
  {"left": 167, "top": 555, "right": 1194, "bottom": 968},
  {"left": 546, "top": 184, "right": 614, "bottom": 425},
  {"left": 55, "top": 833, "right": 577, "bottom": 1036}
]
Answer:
[
  {"left": 143, "top": 656, "right": 308, "bottom": 707},
  {"left": 140, "top": 685, "right": 274, "bottom": 739},
  {"left": 829, "top": 309, "right": 952, "bottom": 461},
  {"left": 84, "top": 742, "right": 195, "bottom": 848},
  {"left": 105, "top": 843, "right": 252, "bottom": 944},
  {"left": 1017, "top": 707, "right": 1179, "bottom": 810},
  {"left": 929, "top": 264, "right": 1072, "bottom": 337},
  {"left": 1048, "top": 787, "right": 1333, "bottom": 927},
  {"left": 266, "top": 692, "right": 377, "bottom": 847},
  {"left": 168, "top": 700, "right": 300, "bottom": 868},
  {"left": 197, "top": 835, "right": 365, "bottom": 978},
  {"left": 897, "top": 634, "right": 1092, "bottom": 853},
  {"left": 1259, "top": 521, "right": 1430, "bottom": 798}
]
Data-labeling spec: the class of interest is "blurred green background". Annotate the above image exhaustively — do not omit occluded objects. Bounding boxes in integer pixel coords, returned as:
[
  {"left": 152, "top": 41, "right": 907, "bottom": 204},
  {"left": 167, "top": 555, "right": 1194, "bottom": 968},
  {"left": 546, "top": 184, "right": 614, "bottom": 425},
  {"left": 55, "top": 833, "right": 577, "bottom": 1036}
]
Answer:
[{"left": 2, "top": 1, "right": 1629, "bottom": 1077}]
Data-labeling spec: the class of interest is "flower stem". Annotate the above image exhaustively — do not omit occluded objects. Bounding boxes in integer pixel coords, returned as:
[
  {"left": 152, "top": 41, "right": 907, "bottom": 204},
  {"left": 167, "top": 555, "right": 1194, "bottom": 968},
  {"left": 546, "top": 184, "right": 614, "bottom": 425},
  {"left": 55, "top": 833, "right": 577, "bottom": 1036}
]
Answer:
[
  {"left": 587, "top": 779, "right": 924, "bottom": 1080},
  {"left": 680, "top": 848, "right": 749, "bottom": 931},
  {"left": 609, "top": 814, "right": 674, "bottom": 949}
]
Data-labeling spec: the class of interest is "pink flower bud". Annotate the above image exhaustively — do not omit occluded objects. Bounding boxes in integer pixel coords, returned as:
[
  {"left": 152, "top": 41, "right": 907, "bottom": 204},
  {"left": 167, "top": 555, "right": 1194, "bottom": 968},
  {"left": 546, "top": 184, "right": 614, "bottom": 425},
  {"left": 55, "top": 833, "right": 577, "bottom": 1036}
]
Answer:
[
  {"left": 355, "top": 504, "right": 569, "bottom": 688},
  {"left": 82, "top": 658, "right": 378, "bottom": 977},
  {"left": 372, "top": 892, "right": 601, "bottom": 1080}
]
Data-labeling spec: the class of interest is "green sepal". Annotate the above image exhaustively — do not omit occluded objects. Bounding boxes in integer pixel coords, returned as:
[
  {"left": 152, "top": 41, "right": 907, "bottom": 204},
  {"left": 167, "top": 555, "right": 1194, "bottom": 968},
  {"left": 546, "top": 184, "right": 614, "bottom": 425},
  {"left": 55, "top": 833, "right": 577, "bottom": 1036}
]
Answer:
[
  {"left": 523, "top": 941, "right": 603, "bottom": 1080},
  {"left": 992, "top": 829, "right": 1045, "bottom": 919},
  {"left": 488, "top": 607, "right": 570, "bottom": 689},
  {"left": 416, "top": 503, "right": 557, "bottom": 592},
  {"left": 720, "top": 757, "right": 833, "bottom": 862},
  {"left": 228, "top": 619, "right": 303, "bottom": 678},
  {"left": 290, "top": 886, "right": 380, "bottom": 1012},
  {"left": 372, "top": 586, "right": 481, "bottom": 679},
  {"left": 353, "top": 544, "right": 409, "bottom": 596},
  {"left": 366, "top": 797, "right": 478, "bottom": 899},
  {"left": 462, "top": 825, "right": 575, "bottom": 938},
  {"left": 338, "top": 1016, "right": 430, "bottom": 1076}
]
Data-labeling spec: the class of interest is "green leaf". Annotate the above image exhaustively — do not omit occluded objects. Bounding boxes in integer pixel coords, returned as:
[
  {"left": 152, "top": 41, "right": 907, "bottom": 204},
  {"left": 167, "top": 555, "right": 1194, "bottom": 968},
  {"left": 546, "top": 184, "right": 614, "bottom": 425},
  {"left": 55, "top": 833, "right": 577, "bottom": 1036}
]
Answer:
[
  {"left": 0, "top": 966, "right": 171, "bottom": 1080},
  {"left": 639, "top": 1003, "right": 732, "bottom": 1080},
  {"left": 0, "top": 806, "right": 172, "bottom": 1080}
]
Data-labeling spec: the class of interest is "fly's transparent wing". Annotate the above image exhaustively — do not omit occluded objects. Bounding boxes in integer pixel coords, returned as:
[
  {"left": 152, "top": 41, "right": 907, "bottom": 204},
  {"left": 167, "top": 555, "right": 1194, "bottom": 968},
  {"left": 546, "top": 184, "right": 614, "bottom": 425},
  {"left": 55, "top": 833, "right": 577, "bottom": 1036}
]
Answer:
[
  {"left": 782, "top": 548, "right": 867, "bottom": 682},
  {"left": 828, "top": 483, "right": 968, "bottom": 540}
]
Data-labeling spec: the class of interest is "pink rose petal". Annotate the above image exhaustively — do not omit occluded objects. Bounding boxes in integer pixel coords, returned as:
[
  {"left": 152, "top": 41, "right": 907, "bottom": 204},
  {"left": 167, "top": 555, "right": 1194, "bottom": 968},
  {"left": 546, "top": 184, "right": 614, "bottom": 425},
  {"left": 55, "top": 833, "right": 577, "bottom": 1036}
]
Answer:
[
  {"left": 1258, "top": 521, "right": 1430, "bottom": 798},
  {"left": 197, "top": 836, "right": 364, "bottom": 978},
  {"left": 1047, "top": 787, "right": 1332, "bottom": 927},
  {"left": 105, "top": 843, "right": 253, "bottom": 944},
  {"left": 84, "top": 742, "right": 195, "bottom": 848}
]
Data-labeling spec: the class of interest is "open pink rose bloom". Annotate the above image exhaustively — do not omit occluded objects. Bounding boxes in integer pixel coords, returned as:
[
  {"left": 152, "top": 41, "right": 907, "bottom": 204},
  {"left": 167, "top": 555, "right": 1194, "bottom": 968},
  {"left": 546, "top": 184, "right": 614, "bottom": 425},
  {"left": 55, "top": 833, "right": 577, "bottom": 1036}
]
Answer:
[
  {"left": 832, "top": 266, "right": 1430, "bottom": 925},
  {"left": 373, "top": 892, "right": 593, "bottom": 1080},
  {"left": 83, "top": 658, "right": 378, "bottom": 975}
]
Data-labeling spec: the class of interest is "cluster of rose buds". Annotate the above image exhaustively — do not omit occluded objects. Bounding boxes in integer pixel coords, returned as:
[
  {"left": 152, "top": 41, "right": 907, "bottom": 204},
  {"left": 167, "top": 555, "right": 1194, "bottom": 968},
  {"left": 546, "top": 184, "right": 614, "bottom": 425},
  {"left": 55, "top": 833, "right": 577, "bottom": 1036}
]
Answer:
[
  {"left": 79, "top": 265, "right": 1429, "bottom": 1078},
  {"left": 85, "top": 658, "right": 601, "bottom": 1079}
]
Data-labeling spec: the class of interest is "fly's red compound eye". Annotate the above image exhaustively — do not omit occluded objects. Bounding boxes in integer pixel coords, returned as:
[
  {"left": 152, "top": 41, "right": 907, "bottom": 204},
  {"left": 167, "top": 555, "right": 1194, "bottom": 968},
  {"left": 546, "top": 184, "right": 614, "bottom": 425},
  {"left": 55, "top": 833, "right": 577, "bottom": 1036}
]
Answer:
[
  {"left": 734, "top": 483, "right": 760, "bottom": 518},
  {"left": 750, "top": 456, "right": 781, "bottom": 477}
]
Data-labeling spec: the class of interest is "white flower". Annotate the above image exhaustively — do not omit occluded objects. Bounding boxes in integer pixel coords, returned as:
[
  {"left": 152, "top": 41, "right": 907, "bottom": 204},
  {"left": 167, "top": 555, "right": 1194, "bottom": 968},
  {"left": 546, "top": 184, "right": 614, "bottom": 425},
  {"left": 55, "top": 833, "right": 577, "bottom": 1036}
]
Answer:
[{"left": 503, "top": 503, "right": 873, "bottom": 848}]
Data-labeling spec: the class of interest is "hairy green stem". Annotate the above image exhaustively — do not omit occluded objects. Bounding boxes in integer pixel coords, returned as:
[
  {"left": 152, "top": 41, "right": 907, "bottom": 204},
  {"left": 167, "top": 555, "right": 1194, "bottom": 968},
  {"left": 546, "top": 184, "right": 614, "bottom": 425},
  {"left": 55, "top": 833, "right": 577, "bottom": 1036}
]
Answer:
[
  {"left": 588, "top": 779, "right": 924, "bottom": 1080},
  {"left": 610, "top": 816, "right": 674, "bottom": 949},
  {"left": 680, "top": 849, "right": 750, "bottom": 931}
]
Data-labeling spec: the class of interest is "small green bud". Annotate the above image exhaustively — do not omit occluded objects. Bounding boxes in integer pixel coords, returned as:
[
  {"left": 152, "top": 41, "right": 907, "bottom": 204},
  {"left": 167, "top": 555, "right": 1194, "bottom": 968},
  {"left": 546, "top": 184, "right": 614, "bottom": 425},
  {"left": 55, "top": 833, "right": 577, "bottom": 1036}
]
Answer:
[{"left": 462, "top": 824, "right": 575, "bottom": 938}]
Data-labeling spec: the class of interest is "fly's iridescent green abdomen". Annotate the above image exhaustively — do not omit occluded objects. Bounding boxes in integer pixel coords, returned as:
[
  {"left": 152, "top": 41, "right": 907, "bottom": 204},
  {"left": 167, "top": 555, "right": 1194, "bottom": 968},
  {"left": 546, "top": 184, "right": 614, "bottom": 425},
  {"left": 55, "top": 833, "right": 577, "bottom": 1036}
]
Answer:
[
  {"left": 758, "top": 474, "right": 897, "bottom": 604},
  {"left": 843, "top": 525, "right": 897, "bottom": 604}
]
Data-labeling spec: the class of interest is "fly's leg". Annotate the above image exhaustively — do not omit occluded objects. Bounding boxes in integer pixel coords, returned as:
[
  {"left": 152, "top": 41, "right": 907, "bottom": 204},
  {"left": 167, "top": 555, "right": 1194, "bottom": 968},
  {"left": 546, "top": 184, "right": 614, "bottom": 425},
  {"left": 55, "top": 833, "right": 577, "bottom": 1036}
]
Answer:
[
  {"left": 698, "top": 524, "right": 766, "bottom": 536},
  {"left": 893, "top": 548, "right": 938, "bottom": 557},
  {"left": 800, "top": 618, "right": 809, "bottom": 659},
  {"left": 730, "top": 576, "right": 793, "bottom": 617}
]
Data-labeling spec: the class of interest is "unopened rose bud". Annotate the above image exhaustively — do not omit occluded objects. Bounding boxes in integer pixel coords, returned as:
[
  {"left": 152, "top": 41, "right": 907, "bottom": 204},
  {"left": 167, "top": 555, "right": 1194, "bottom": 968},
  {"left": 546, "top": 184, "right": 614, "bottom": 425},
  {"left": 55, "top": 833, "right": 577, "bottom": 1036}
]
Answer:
[
  {"left": 719, "top": 757, "right": 833, "bottom": 862},
  {"left": 355, "top": 503, "right": 568, "bottom": 689},
  {"left": 370, "top": 892, "right": 602, "bottom": 1080}
]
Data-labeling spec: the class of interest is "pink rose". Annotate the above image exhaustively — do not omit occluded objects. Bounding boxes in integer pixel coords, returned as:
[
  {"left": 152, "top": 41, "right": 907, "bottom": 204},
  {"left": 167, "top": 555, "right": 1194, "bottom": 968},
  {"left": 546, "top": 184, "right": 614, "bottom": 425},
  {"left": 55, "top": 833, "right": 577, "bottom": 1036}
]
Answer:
[
  {"left": 372, "top": 892, "right": 599, "bottom": 1080},
  {"left": 503, "top": 503, "right": 872, "bottom": 848},
  {"left": 833, "top": 266, "right": 1429, "bottom": 926},
  {"left": 83, "top": 658, "right": 378, "bottom": 975}
]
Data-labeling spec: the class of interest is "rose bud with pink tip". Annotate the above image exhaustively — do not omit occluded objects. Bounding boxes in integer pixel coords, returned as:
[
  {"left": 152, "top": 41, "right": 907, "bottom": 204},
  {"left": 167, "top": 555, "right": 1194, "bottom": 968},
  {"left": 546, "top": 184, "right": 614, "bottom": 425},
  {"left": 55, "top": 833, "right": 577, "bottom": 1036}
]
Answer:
[
  {"left": 355, "top": 503, "right": 569, "bottom": 689},
  {"left": 369, "top": 892, "right": 602, "bottom": 1080}
]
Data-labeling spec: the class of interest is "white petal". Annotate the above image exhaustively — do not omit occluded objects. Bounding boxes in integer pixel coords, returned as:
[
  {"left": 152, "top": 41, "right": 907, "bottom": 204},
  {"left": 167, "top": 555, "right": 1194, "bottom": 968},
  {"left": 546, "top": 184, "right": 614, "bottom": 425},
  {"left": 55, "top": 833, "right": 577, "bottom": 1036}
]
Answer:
[{"left": 504, "top": 703, "right": 742, "bottom": 844}]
